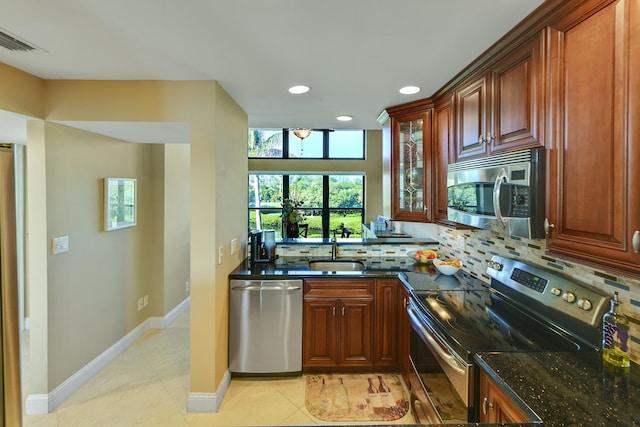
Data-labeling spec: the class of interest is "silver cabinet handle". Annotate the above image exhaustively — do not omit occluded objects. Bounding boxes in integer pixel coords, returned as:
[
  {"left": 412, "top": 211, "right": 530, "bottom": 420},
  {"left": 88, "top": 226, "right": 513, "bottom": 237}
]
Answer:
[
  {"left": 544, "top": 218, "right": 555, "bottom": 235},
  {"left": 342, "top": 306, "right": 345, "bottom": 316},
  {"left": 487, "top": 133, "right": 496, "bottom": 142},
  {"left": 478, "top": 134, "right": 486, "bottom": 144},
  {"left": 633, "top": 230, "right": 640, "bottom": 253},
  {"left": 482, "top": 397, "right": 494, "bottom": 415},
  {"left": 332, "top": 306, "right": 336, "bottom": 316}
]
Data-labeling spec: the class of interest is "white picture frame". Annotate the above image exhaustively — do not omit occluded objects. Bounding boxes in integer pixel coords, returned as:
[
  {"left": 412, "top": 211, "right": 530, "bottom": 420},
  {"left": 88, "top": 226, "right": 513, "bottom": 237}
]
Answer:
[{"left": 104, "top": 177, "right": 137, "bottom": 231}]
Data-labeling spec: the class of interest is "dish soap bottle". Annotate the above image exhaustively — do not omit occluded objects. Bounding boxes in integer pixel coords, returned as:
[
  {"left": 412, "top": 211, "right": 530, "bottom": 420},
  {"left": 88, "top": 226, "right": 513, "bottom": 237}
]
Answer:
[{"left": 602, "top": 292, "right": 630, "bottom": 375}]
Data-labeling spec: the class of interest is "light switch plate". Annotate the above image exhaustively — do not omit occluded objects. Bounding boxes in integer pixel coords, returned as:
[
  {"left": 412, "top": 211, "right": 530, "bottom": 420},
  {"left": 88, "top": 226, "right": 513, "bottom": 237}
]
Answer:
[
  {"left": 52, "top": 236, "right": 69, "bottom": 255},
  {"left": 218, "top": 246, "right": 224, "bottom": 265},
  {"left": 231, "top": 238, "right": 238, "bottom": 254}
]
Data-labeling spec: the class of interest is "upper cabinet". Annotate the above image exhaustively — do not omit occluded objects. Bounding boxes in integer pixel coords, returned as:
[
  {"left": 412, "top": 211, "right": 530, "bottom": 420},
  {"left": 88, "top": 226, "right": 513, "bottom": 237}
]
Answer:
[
  {"left": 546, "top": 0, "right": 640, "bottom": 273},
  {"left": 432, "top": 94, "right": 454, "bottom": 223},
  {"left": 455, "top": 32, "right": 546, "bottom": 161},
  {"left": 388, "top": 100, "right": 433, "bottom": 222}
]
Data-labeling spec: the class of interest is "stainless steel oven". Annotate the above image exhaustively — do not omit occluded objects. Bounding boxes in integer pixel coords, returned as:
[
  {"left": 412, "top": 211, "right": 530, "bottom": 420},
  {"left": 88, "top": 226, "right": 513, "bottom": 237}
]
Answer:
[
  {"left": 405, "top": 256, "right": 610, "bottom": 423},
  {"left": 447, "top": 147, "right": 545, "bottom": 239}
]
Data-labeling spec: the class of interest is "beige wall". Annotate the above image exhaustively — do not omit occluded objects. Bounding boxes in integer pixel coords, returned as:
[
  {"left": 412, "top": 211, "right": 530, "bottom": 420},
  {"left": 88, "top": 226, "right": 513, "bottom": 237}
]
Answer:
[
  {"left": 43, "top": 123, "right": 158, "bottom": 386},
  {"left": 248, "top": 129, "right": 384, "bottom": 223},
  {"left": 0, "top": 66, "right": 244, "bottom": 406},
  {"left": 163, "top": 144, "right": 191, "bottom": 313}
]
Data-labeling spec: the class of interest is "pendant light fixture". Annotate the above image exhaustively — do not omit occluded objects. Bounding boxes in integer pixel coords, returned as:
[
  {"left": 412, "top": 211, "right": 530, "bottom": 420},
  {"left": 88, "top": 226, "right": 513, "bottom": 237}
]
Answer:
[{"left": 292, "top": 128, "right": 312, "bottom": 155}]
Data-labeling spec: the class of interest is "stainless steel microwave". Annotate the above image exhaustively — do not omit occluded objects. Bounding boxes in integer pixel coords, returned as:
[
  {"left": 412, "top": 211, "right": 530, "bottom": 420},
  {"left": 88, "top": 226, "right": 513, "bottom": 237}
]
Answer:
[{"left": 447, "top": 148, "right": 545, "bottom": 239}]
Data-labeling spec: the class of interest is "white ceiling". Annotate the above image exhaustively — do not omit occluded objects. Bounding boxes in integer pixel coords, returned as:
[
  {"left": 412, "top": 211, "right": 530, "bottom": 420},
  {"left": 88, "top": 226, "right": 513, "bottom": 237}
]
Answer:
[{"left": 0, "top": 0, "right": 544, "bottom": 144}]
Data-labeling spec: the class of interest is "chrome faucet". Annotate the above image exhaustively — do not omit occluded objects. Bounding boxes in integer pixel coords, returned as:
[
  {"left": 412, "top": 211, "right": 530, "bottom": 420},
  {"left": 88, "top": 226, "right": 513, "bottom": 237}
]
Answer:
[{"left": 331, "top": 237, "right": 338, "bottom": 260}]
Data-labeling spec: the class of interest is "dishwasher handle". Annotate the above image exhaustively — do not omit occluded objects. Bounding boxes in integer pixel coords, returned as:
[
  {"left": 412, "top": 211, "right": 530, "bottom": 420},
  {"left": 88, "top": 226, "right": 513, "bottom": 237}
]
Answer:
[{"left": 232, "top": 285, "right": 301, "bottom": 292}]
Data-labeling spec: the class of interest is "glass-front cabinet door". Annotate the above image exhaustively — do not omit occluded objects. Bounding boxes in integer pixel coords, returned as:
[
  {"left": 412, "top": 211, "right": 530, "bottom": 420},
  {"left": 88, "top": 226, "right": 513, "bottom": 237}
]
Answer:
[{"left": 391, "top": 107, "right": 432, "bottom": 222}]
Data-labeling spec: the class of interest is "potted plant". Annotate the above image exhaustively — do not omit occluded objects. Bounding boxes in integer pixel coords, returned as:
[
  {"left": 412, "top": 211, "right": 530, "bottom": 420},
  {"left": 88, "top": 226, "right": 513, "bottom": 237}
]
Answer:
[{"left": 281, "top": 198, "right": 304, "bottom": 238}]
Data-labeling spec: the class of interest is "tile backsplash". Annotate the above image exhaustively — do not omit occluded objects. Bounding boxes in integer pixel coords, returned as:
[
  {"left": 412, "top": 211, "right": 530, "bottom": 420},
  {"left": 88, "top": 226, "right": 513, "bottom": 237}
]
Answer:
[{"left": 437, "top": 227, "right": 640, "bottom": 364}]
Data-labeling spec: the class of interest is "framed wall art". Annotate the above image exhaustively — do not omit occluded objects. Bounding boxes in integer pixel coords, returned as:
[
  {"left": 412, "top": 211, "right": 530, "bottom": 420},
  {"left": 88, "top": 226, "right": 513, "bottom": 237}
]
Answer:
[{"left": 104, "top": 177, "right": 137, "bottom": 231}]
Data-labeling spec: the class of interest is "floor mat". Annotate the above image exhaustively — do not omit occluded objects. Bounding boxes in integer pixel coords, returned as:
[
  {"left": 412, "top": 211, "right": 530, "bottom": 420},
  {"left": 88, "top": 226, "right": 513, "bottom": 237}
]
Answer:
[{"left": 305, "top": 373, "right": 409, "bottom": 422}]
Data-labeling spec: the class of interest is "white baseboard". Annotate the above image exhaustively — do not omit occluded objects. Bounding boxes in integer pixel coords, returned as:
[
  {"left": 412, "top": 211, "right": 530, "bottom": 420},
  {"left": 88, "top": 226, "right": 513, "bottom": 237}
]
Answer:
[
  {"left": 186, "top": 369, "right": 231, "bottom": 413},
  {"left": 25, "top": 297, "right": 190, "bottom": 415}
]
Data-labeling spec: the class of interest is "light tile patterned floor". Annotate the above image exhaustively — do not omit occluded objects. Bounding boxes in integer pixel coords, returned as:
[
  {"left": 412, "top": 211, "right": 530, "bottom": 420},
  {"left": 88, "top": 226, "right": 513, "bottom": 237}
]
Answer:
[{"left": 22, "top": 310, "right": 415, "bottom": 426}]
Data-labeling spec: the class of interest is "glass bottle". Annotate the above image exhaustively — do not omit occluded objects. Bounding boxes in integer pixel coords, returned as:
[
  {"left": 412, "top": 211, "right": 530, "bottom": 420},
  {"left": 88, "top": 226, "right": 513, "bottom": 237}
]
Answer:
[
  {"left": 318, "top": 378, "right": 332, "bottom": 415},
  {"left": 367, "top": 377, "right": 383, "bottom": 409},
  {"left": 377, "top": 375, "right": 396, "bottom": 408},
  {"left": 602, "top": 292, "right": 630, "bottom": 375},
  {"left": 332, "top": 377, "right": 350, "bottom": 416}
]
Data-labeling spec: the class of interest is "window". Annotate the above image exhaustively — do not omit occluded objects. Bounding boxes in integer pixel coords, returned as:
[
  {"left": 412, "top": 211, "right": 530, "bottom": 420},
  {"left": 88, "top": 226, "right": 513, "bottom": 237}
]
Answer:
[
  {"left": 248, "top": 174, "right": 364, "bottom": 238},
  {"left": 249, "top": 129, "right": 364, "bottom": 159}
]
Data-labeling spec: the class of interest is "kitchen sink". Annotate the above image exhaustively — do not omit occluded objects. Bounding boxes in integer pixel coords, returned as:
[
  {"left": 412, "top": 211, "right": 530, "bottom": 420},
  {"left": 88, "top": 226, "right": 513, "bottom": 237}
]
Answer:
[{"left": 308, "top": 260, "right": 366, "bottom": 272}]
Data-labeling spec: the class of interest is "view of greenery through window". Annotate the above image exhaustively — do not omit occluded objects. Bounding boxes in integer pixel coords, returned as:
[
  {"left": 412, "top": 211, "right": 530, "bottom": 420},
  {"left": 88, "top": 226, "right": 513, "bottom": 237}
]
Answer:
[
  {"left": 248, "top": 128, "right": 365, "bottom": 237},
  {"left": 249, "top": 174, "right": 364, "bottom": 238}
]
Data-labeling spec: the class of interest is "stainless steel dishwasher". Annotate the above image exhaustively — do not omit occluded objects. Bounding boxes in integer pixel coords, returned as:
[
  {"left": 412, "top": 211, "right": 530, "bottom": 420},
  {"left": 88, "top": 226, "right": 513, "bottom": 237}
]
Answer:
[{"left": 229, "top": 279, "right": 303, "bottom": 374}]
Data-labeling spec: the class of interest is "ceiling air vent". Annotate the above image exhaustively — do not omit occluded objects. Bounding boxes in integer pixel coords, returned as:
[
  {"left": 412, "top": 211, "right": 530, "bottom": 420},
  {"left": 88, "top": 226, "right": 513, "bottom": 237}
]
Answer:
[{"left": 0, "top": 28, "right": 36, "bottom": 52}]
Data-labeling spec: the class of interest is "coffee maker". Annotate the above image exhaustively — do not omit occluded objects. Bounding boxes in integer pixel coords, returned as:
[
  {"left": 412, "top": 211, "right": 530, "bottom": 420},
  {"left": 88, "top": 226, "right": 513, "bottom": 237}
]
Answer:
[{"left": 249, "top": 229, "right": 276, "bottom": 263}]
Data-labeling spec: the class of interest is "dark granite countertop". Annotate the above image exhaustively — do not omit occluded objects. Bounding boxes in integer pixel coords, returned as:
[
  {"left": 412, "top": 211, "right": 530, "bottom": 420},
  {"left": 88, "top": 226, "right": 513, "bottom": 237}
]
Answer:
[
  {"left": 229, "top": 255, "right": 431, "bottom": 279},
  {"left": 476, "top": 352, "right": 640, "bottom": 426}
]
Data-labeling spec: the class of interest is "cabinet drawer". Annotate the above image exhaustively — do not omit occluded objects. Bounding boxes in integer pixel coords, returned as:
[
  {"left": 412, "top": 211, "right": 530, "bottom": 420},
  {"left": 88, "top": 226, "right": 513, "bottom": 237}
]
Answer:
[{"left": 304, "top": 278, "right": 374, "bottom": 298}]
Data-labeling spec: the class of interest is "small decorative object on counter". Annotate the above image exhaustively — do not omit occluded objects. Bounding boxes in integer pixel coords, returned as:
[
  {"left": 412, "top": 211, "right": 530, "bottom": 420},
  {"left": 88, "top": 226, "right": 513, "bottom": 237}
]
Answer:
[
  {"left": 602, "top": 291, "right": 630, "bottom": 375},
  {"left": 281, "top": 197, "right": 305, "bottom": 238}
]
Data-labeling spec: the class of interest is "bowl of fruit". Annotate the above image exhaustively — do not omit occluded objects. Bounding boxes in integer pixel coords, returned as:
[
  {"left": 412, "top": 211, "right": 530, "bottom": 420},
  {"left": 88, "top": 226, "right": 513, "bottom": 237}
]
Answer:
[
  {"left": 432, "top": 258, "right": 462, "bottom": 275},
  {"left": 408, "top": 249, "right": 438, "bottom": 264}
]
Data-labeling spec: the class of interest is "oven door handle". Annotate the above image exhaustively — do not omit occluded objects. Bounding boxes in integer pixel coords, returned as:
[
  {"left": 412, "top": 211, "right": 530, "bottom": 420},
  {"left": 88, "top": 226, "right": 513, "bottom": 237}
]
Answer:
[
  {"left": 493, "top": 168, "right": 508, "bottom": 229},
  {"left": 408, "top": 304, "right": 467, "bottom": 375}
]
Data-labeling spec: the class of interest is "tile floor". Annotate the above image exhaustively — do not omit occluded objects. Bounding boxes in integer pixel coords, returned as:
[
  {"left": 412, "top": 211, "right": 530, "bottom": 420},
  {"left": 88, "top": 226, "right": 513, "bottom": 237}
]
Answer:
[{"left": 22, "top": 310, "right": 415, "bottom": 426}]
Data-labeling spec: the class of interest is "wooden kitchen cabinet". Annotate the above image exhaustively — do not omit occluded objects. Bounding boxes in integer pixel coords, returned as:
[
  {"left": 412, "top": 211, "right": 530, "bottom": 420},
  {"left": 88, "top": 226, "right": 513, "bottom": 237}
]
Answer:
[
  {"left": 398, "top": 284, "right": 411, "bottom": 386},
  {"left": 546, "top": 0, "right": 640, "bottom": 274},
  {"left": 478, "top": 369, "right": 531, "bottom": 423},
  {"left": 455, "top": 31, "right": 545, "bottom": 161},
  {"left": 455, "top": 73, "right": 490, "bottom": 160},
  {"left": 373, "top": 279, "right": 399, "bottom": 368},
  {"left": 432, "top": 94, "right": 454, "bottom": 223},
  {"left": 303, "top": 279, "right": 374, "bottom": 369},
  {"left": 387, "top": 99, "right": 434, "bottom": 222}
]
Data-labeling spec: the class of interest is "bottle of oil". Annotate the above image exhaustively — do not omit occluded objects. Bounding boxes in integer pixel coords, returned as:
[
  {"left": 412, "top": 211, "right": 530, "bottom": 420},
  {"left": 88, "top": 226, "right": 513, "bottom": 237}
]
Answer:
[{"left": 602, "top": 292, "right": 630, "bottom": 375}]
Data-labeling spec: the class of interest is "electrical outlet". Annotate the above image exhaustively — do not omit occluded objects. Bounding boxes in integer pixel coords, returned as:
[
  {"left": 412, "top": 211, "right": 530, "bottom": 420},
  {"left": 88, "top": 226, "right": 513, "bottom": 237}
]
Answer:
[
  {"left": 185, "top": 281, "right": 190, "bottom": 293},
  {"left": 218, "top": 246, "right": 224, "bottom": 265},
  {"left": 231, "top": 238, "right": 238, "bottom": 254},
  {"left": 137, "top": 297, "right": 144, "bottom": 311},
  {"left": 143, "top": 294, "right": 148, "bottom": 307}
]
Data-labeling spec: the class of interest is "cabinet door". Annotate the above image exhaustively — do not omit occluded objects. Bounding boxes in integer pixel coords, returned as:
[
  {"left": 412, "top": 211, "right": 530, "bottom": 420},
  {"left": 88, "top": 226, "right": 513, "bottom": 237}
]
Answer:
[
  {"left": 455, "top": 74, "right": 490, "bottom": 160},
  {"left": 546, "top": 0, "right": 640, "bottom": 272},
  {"left": 479, "top": 369, "right": 530, "bottom": 423},
  {"left": 490, "top": 31, "right": 544, "bottom": 153},
  {"left": 339, "top": 298, "right": 373, "bottom": 366},
  {"left": 374, "top": 279, "right": 399, "bottom": 367},
  {"left": 303, "top": 298, "right": 339, "bottom": 367},
  {"left": 433, "top": 95, "right": 454, "bottom": 222},
  {"left": 399, "top": 286, "right": 411, "bottom": 386},
  {"left": 391, "top": 108, "right": 433, "bottom": 222}
]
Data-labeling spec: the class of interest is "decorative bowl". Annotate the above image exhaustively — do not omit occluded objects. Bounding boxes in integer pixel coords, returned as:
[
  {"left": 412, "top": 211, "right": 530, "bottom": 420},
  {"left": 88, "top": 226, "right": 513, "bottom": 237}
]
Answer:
[
  {"left": 408, "top": 249, "right": 438, "bottom": 264},
  {"left": 432, "top": 258, "right": 462, "bottom": 275}
]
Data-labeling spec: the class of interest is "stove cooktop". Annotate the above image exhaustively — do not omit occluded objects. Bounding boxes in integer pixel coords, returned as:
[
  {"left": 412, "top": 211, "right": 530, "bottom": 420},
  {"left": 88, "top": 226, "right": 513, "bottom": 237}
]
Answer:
[{"left": 408, "top": 256, "right": 610, "bottom": 359}]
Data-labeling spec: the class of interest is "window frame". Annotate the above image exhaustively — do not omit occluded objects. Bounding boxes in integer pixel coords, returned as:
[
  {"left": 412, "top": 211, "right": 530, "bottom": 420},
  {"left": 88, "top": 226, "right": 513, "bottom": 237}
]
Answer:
[
  {"left": 248, "top": 129, "right": 365, "bottom": 160},
  {"left": 248, "top": 173, "right": 365, "bottom": 238}
]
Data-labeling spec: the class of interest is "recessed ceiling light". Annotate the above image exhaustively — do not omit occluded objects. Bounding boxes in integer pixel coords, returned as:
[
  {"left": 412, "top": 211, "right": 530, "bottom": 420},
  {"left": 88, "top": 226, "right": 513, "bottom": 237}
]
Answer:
[
  {"left": 399, "top": 86, "right": 421, "bottom": 95},
  {"left": 288, "top": 85, "right": 310, "bottom": 94},
  {"left": 336, "top": 115, "right": 353, "bottom": 122}
]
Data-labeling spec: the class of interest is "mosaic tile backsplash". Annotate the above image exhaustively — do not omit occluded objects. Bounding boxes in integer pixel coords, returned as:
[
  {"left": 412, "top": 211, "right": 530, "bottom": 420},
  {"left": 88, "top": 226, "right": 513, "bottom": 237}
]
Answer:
[
  {"left": 437, "top": 227, "right": 640, "bottom": 364},
  {"left": 278, "top": 227, "right": 640, "bottom": 364}
]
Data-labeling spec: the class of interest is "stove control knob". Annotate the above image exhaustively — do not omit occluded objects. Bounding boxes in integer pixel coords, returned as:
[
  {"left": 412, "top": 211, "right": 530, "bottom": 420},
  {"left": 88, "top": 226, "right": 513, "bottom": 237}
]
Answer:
[
  {"left": 550, "top": 287, "right": 562, "bottom": 297},
  {"left": 577, "top": 298, "right": 593, "bottom": 311},
  {"left": 488, "top": 261, "right": 503, "bottom": 271},
  {"left": 563, "top": 291, "right": 576, "bottom": 303}
]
